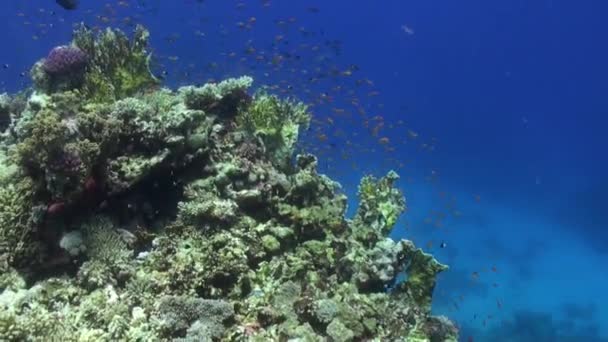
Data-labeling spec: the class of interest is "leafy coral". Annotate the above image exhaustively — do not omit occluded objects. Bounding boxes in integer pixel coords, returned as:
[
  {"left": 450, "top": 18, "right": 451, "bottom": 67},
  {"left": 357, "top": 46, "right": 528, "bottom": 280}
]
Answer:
[
  {"left": 354, "top": 170, "right": 407, "bottom": 239},
  {"left": 0, "top": 25, "right": 457, "bottom": 342},
  {"left": 72, "top": 24, "right": 159, "bottom": 102},
  {"left": 237, "top": 90, "right": 311, "bottom": 169}
]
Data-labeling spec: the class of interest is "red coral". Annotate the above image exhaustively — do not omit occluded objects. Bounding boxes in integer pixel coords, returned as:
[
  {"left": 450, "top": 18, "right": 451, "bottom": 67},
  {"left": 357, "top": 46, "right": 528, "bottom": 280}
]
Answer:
[
  {"left": 47, "top": 201, "right": 65, "bottom": 215},
  {"left": 84, "top": 176, "right": 97, "bottom": 193}
]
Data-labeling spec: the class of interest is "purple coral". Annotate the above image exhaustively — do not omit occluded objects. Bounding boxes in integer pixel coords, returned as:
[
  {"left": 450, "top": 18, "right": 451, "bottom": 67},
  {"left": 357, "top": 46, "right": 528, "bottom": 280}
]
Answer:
[{"left": 42, "top": 45, "right": 88, "bottom": 76}]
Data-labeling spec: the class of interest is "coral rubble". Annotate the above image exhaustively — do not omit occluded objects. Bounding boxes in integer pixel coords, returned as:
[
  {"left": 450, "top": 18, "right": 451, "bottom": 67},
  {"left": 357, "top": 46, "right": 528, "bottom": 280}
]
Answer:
[{"left": 0, "top": 25, "right": 457, "bottom": 341}]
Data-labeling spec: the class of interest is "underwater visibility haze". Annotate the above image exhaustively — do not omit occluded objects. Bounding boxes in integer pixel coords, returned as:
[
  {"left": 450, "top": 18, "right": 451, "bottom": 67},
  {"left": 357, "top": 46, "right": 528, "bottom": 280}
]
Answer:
[{"left": 0, "top": 0, "right": 607, "bottom": 341}]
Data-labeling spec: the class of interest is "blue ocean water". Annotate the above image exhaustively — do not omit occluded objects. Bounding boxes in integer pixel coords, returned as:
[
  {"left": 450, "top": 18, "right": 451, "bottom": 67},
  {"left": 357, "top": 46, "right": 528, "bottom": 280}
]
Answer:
[{"left": 1, "top": 1, "right": 607, "bottom": 341}]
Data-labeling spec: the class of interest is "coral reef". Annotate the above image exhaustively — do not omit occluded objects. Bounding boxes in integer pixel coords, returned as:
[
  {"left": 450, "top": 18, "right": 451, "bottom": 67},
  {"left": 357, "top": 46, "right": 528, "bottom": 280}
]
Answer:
[
  {"left": 31, "top": 24, "right": 158, "bottom": 101},
  {"left": 0, "top": 26, "right": 457, "bottom": 341}
]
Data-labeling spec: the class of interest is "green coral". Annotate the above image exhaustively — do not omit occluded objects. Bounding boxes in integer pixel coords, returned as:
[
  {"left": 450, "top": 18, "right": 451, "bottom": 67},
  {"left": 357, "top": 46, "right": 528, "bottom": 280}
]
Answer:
[
  {"left": 76, "top": 216, "right": 133, "bottom": 289},
  {"left": 313, "top": 298, "right": 339, "bottom": 324},
  {"left": 72, "top": 24, "right": 159, "bottom": 102},
  {"left": 0, "top": 280, "right": 161, "bottom": 341},
  {"left": 0, "top": 310, "right": 25, "bottom": 341},
  {"left": 181, "top": 76, "right": 253, "bottom": 118},
  {"left": 81, "top": 216, "right": 131, "bottom": 263},
  {"left": 30, "top": 24, "right": 158, "bottom": 102},
  {"left": 326, "top": 319, "right": 355, "bottom": 342},
  {"left": 0, "top": 178, "right": 39, "bottom": 269},
  {"left": 16, "top": 108, "right": 65, "bottom": 165},
  {"left": 0, "top": 149, "right": 18, "bottom": 185},
  {"left": 0, "top": 267, "right": 26, "bottom": 292},
  {"left": 237, "top": 91, "right": 311, "bottom": 169},
  {"left": 156, "top": 295, "right": 234, "bottom": 339},
  {"left": 354, "top": 170, "right": 406, "bottom": 238},
  {"left": 105, "top": 151, "right": 169, "bottom": 194},
  {"left": 177, "top": 177, "right": 240, "bottom": 225},
  {"left": 110, "top": 90, "right": 208, "bottom": 145},
  {"left": 396, "top": 241, "right": 449, "bottom": 312},
  {"left": 276, "top": 154, "right": 348, "bottom": 238},
  {"left": 342, "top": 237, "right": 408, "bottom": 291},
  {"left": 261, "top": 234, "right": 281, "bottom": 253},
  {"left": 12, "top": 91, "right": 108, "bottom": 201},
  {"left": 135, "top": 227, "right": 252, "bottom": 298}
]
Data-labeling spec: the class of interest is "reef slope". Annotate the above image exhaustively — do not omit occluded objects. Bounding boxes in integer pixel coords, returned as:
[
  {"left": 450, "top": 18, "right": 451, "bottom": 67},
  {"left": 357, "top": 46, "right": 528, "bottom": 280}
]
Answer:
[{"left": 0, "top": 25, "right": 457, "bottom": 341}]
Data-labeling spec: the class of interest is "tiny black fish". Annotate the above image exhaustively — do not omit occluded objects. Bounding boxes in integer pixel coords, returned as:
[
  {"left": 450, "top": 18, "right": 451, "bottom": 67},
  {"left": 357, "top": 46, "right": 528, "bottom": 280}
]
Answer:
[{"left": 56, "top": 0, "right": 79, "bottom": 10}]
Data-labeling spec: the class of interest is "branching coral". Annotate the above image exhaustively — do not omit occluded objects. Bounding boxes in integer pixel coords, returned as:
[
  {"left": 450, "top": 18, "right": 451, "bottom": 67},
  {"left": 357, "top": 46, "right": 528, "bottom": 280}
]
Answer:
[{"left": 76, "top": 215, "right": 134, "bottom": 288}]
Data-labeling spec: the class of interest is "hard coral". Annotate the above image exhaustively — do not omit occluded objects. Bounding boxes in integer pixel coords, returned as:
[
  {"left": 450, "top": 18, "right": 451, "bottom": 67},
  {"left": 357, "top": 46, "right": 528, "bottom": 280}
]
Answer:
[
  {"left": 0, "top": 178, "right": 39, "bottom": 269},
  {"left": 354, "top": 170, "right": 406, "bottom": 239},
  {"left": 42, "top": 45, "right": 88, "bottom": 76},
  {"left": 156, "top": 295, "right": 234, "bottom": 339},
  {"left": 181, "top": 76, "right": 253, "bottom": 118},
  {"left": 237, "top": 90, "right": 311, "bottom": 170},
  {"left": 31, "top": 46, "right": 88, "bottom": 93}
]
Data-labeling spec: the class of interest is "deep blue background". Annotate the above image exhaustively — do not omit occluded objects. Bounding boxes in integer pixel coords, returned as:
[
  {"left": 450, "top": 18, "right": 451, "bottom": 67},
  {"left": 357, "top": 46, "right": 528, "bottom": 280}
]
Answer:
[{"left": 1, "top": 1, "right": 607, "bottom": 341}]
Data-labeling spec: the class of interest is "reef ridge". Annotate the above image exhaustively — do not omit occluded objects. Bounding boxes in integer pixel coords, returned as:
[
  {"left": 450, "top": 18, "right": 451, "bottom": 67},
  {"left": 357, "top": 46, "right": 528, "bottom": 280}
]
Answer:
[{"left": 0, "top": 24, "right": 457, "bottom": 341}]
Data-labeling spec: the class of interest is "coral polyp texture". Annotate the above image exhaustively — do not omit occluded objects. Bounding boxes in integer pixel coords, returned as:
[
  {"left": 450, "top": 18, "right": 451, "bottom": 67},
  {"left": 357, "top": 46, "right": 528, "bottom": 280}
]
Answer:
[
  {"left": 42, "top": 45, "right": 89, "bottom": 76},
  {"left": 0, "top": 25, "right": 457, "bottom": 341}
]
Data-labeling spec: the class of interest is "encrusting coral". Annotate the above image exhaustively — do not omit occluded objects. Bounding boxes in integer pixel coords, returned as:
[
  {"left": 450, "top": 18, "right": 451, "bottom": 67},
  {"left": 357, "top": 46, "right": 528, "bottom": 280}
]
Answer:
[{"left": 0, "top": 25, "right": 458, "bottom": 341}]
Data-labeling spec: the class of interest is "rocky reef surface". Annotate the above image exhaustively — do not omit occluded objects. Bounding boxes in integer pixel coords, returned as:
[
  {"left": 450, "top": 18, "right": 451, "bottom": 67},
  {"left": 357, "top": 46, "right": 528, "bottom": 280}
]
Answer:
[{"left": 0, "top": 24, "right": 458, "bottom": 341}]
